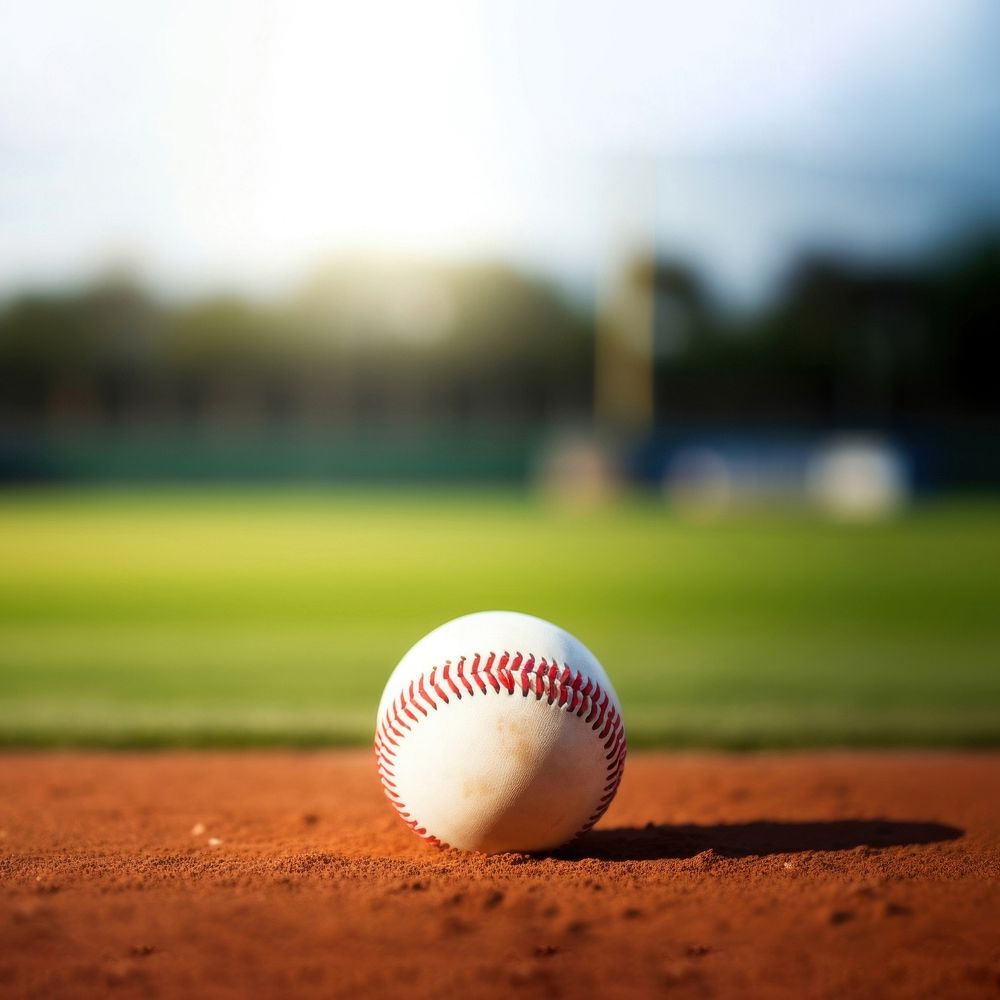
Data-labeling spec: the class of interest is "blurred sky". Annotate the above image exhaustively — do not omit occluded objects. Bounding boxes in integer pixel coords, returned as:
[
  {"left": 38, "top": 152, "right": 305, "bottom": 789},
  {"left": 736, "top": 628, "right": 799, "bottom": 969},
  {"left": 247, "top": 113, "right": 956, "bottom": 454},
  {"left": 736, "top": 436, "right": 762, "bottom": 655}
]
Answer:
[{"left": 1, "top": 0, "right": 999, "bottom": 303}]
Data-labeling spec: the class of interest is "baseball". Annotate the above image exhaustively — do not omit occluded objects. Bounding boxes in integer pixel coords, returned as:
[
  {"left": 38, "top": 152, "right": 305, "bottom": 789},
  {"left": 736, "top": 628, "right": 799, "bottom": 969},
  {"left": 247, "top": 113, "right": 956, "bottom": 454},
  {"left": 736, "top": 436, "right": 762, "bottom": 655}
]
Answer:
[{"left": 374, "top": 611, "right": 626, "bottom": 853}]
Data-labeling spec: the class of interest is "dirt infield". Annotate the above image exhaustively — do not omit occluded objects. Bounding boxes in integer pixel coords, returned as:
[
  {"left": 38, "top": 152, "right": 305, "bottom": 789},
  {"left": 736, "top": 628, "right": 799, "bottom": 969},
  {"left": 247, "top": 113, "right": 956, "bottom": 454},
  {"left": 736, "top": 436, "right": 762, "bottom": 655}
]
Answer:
[{"left": 2, "top": 751, "right": 998, "bottom": 999}]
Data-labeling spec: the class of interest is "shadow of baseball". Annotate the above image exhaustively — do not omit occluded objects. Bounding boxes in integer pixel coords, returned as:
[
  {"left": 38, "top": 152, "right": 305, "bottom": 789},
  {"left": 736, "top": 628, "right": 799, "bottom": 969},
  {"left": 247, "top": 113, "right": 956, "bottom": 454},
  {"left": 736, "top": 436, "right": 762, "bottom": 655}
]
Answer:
[{"left": 557, "top": 819, "right": 963, "bottom": 861}]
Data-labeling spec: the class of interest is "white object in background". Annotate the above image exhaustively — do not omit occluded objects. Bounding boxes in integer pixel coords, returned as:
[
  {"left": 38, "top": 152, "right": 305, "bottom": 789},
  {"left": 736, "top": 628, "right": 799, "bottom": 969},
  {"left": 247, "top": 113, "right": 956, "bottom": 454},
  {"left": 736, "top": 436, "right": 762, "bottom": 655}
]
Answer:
[
  {"left": 374, "top": 611, "right": 626, "bottom": 853},
  {"left": 664, "top": 446, "right": 734, "bottom": 520},
  {"left": 807, "top": 437, "right": 910, "bottom": 521}
]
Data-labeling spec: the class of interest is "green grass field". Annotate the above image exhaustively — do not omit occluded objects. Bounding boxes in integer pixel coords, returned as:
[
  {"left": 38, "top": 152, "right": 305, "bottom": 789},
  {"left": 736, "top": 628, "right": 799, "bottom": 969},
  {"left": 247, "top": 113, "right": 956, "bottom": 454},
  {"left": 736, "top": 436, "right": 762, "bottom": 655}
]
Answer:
[{"left": 1, "top": 489, "right": 998, "bottom": 748}]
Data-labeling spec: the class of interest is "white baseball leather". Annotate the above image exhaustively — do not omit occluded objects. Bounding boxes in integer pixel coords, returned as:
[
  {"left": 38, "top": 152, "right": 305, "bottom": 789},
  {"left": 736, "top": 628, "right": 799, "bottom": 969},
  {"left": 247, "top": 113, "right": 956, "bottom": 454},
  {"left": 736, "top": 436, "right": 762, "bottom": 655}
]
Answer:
[{"left": 374, "top": 611, "right": 626, "bottom": 853}]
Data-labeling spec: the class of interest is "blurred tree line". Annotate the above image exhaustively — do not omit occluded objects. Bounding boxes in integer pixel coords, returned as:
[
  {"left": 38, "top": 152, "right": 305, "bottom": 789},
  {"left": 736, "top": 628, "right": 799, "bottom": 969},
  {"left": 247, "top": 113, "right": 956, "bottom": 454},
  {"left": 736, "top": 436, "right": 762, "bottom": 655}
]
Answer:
[
  {"left": 648, "top": 232, "right": 998, "bottom": 428},
  {"left": 0, "top": 234, "right": 997, "bottom": 440},
  {"left": 0, "top": 260, "right": 592, "bottom": 434}
]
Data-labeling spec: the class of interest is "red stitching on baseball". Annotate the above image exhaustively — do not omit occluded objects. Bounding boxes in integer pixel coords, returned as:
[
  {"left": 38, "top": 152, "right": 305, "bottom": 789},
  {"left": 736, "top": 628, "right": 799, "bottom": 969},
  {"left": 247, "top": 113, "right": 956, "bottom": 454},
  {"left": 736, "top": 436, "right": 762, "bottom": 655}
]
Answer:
[
  {"left": 497, "top": 652, "right": 514, "bottom": 693},
  {"left": 455, "top": 657, "right": 474, "bottom": 696},
  {"left": 442, "top": 663, "right": 461, "bottom": 700},
  {"left": 543, "top": 662, "right": 557, "bottom": 704},
  {"left": 430, "top": 666, "right": 450, "bottom": 704},
  {"left": 519, "top": 654, "right": 533, "bottom": 695},
  {"left": 375, "top": 654, "right": 627, "bottom": 849},
  {"left": 405, "top": 680, "right": 423, "bottom": 719},
  {"left": 418, "top": 674, "right": 436, "bottom": 711},
  {"left": 481, "top": 653, "right": 500, "bottom": 692}
]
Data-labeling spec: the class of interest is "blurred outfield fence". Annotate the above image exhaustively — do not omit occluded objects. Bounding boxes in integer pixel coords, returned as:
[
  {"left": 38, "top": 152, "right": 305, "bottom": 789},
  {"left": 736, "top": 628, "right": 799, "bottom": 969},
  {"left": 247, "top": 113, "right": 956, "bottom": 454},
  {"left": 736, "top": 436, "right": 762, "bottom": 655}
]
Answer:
[{"left": 1, "top": 427, "right": 998, "bottom": 496}]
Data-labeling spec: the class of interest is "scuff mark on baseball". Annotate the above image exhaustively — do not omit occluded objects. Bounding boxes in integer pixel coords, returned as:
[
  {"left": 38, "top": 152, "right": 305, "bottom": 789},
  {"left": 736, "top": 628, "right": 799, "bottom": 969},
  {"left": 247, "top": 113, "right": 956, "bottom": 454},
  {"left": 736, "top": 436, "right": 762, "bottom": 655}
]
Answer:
[{"left": 374, "top": 611, "right": 627, "bottom": 853}]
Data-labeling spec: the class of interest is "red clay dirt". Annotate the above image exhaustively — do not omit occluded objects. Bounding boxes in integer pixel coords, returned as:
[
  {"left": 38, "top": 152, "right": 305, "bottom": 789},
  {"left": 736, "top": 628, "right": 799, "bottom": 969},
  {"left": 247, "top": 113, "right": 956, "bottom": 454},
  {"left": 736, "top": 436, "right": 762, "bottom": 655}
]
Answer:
[{"left": 1, "top": 750, "right": 998, "bottom": 999}]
